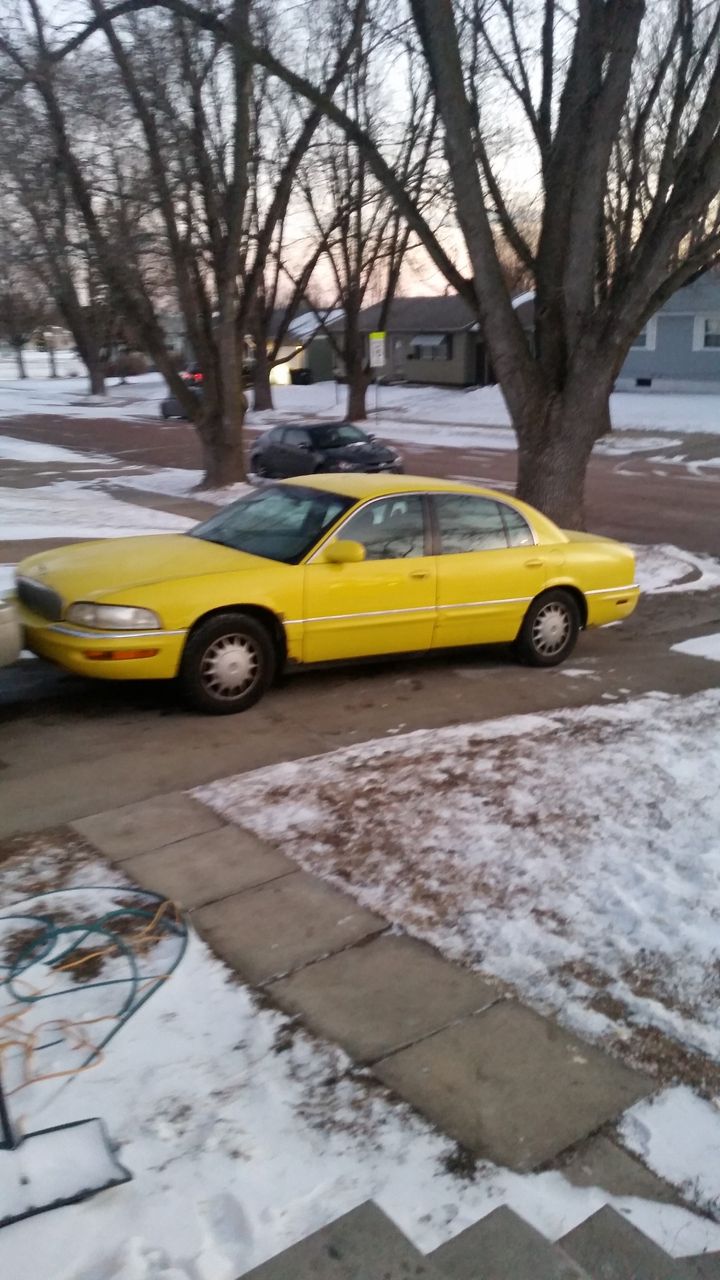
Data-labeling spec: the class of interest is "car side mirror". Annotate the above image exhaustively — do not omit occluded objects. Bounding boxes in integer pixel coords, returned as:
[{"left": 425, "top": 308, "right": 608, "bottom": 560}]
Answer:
[{"left": 323, "top": 539, "right": 366, "bottom": 564}]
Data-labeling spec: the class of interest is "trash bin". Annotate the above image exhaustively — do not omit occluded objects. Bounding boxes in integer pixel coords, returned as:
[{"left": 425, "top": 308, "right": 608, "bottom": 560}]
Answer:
[{"left": 290, "top": 368, "right": 313, "bottom": 385}]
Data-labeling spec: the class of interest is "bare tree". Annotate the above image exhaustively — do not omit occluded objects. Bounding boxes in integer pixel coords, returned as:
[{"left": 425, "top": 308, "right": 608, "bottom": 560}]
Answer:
[
  {"left": 0, "top": 262, "right": 48, "bottom": 377},
  {"left": 300, "top": 23, "right": 438, "bottom": 420},
  {"left": 16, "top": 0, "right": 720, "bottom": 519},
  {"left": 0, "top": 0, "right": 366, "bottom": 486}
]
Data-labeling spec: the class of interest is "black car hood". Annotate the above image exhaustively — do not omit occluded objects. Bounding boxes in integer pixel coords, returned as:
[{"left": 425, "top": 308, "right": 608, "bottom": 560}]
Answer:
[{"left": 323, "top": 441, "right": 396, "bottom": 462}]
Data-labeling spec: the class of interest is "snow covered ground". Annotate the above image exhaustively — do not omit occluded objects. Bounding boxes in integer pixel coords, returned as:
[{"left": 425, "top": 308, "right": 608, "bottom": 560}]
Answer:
[
  {"left": 197, "top": 689, "right": 720, "bottom": 1083},
  {"left": 0, "top": 482, "right": 193, "bottom": 541},
  {"left": 1, "top": 844, "right": 718, "bottom": 1280},
  {"left": 672, "top": 632, "right": 720, "bottom": 661},
  {"left": 1, "top": 371, "right": 720, "bottom": 438}
]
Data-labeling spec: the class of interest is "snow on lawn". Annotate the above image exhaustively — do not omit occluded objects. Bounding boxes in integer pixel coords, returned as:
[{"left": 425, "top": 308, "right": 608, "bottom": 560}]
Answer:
[
  {"left": 633, "top": 543, "right": 720, "bottom": 593},
  {"left": 672, "top": 632, "right": 720, "bottom": 662},
  {"left": 621, "top": 1088, "right": 720, "bottom": 1217},
  {"left": 2, "top": 369, "right": 720, "bottom": 438},
  {"left": 0, "top": 373, "right": 165, "bottom": 422},
  {"left": 115, "top": 466, "right": 254, "bottom": 506},
  {"left": 1, "top": 481, "right": 192, "bottom": 540},
  {"left": 0, "top": 566, "right": 16, "bottom": 597},
  {"left": 196, "top": 689, "right": 720, "bottom": 1088},
  {"left": 1, "top": 845, "right": 718, "bottom": 1280},
  {"left": 0, "top": 435, "right": 116, "bottom": 465}
]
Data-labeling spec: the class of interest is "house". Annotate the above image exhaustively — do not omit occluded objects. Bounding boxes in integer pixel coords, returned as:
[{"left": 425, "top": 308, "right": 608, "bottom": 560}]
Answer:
[
  {"left": 267, "top": 307, "right": 343, "bottom": 385},
  {"left": 617, "top": 271, "right": 720, "bottom": 392},
  {"left": 326, "top": 294, "right": 534, "bottom": 388}
]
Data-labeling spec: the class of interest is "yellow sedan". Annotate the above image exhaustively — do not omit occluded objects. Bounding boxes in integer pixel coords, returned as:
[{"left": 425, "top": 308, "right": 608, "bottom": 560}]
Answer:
[{"left": 15, "top": 475, "right": 639, "bottom": 713}]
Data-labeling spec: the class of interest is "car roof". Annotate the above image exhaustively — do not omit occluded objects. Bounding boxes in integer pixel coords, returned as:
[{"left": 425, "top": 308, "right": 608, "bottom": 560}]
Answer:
[{"left": 285, "top": 472, "right": 501, "bottom": 500}]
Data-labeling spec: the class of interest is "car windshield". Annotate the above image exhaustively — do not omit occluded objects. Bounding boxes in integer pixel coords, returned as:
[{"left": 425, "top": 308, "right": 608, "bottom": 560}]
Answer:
[
  {"left": 189, "top": 484, "right": 353, "bottom": 564},
  {"left": 310, "top": 424, "right": 369, "bottom": 450}
]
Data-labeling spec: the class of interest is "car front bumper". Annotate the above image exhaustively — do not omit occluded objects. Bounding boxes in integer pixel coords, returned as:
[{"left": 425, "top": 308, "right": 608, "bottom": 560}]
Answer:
[{"left": 19, "top": 605, "right": 186, "bottom": 681}]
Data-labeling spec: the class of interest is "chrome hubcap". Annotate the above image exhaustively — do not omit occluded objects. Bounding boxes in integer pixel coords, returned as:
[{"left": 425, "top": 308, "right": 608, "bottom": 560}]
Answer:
[
  {"left": 200, "top": 634, "right": 259, "bottom": 700},
  {"left": 532, "top": 602, "right": 571, "bottom": 656}
]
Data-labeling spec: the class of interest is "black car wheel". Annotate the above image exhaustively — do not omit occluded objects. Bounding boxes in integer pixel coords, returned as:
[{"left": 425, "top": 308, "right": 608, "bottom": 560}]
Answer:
[
  {"left": 515, "top": 590, "right": 580, "bottom": 667},
  {"left": 179, "top": 613, "right": 275, "bottom": 714}
]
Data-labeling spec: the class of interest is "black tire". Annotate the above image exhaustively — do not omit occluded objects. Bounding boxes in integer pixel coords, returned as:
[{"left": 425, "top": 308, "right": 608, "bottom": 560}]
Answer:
[
  {"left": 160, "top": 404, "right": 171, "bottom": 419},
  {"left": 515, "top": 589, "right": 580, "bottom": 667},
  {"left": 179, "top": 612, "right": 275, "bottom": 714},
  {"left": 251, "top": 455, "right": 267, "bottom": 477}
]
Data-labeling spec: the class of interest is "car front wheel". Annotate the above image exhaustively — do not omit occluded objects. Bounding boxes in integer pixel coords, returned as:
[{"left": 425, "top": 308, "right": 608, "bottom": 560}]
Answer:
[
  {"left": 179, "top": 612, "right": 275, "bottom": 714},
  {"left": 515, "top": 590, "right": 580, "bottom": 667}
]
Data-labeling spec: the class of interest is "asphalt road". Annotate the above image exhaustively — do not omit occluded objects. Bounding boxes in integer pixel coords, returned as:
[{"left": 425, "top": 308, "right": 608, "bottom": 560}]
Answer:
[
  {"left": 1, "top": 408, "right": 719, "bottom": 838},
  {"left": 2, "top": 408, "right": 719, "bottom": 554}
]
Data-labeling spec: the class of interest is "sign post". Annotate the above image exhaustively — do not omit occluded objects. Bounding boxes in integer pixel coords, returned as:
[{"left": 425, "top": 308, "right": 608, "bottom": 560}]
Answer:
[{"left": 368, "top": 331, "right": 386, "bottom": 419}]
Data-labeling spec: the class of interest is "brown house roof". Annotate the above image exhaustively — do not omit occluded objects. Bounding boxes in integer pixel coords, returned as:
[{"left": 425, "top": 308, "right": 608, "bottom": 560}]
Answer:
[{"left": 327, "top": 293, "right": 535, "bottom": 335}]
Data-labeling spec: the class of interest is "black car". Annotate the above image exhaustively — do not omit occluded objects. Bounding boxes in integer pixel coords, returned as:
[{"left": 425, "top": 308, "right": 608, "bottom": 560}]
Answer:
[{"left": 250, "top": 422, "right": 402, "bottom": 478}]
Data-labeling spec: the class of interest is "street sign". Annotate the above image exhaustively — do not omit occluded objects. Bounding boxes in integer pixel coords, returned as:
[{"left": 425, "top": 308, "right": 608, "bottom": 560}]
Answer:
[{"left": 369, "top": 331, "right": 386, "bottom": 369}]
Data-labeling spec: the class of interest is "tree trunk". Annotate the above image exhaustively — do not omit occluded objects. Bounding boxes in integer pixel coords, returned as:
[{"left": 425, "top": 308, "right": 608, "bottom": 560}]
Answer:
[
  {"left": 253, "top": 338, "right": 274, "bottom": 411},
  {"left": 14, "top": 346, "right": 27, "bottom": 379},
  {"left": 197, "top": 321, "right": 248, "bottom": 488},
  {"left": 88, "top": 358, "right": 106, "bottom": 396},
  {"left": 514, "top": 375, "right": 612, "bottom": 528},
  {"left": 344, "top": 328, "right": 370, "bottom": 421},
  {"left": 47, "top": 346, "right": 58, "bottom": 378}
]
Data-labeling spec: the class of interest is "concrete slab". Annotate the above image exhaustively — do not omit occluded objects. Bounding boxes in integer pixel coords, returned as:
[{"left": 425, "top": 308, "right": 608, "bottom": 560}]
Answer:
[
  {"left": 560, "top": 1205, "right": 698, "bottom": 1279},
  {"left": 193, "top": 872, "right": 386, "bottom": 982},
  {"left": 561, "top": 1135, "right": 677, "bottom": 1203},
  {"left": 119, "top": 825, "right": 296, "bottom": 909},
  {"left": 375, "top": 1003, "right": 652, "bottom": 1171},
  {"left": 429, "top": 1205, "right": 589, "bottom": 1279},
  {"left": 269, "top": 934, "right": 498, "bottom": 1064},
  {"left": 243, "top": 1201, "right": 442, "bottom": 1278},
  {"left": 72, "top": 793, "right": 221, "bottom": 860}
]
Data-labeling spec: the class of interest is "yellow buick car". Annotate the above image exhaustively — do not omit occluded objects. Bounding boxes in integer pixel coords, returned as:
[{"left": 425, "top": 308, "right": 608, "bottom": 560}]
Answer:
[{"left": 15, "top": 475, "right": 639, "bottom": 714}]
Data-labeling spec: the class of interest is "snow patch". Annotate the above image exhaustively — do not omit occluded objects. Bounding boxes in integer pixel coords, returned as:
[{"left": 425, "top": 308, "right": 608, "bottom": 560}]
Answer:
[
  {"left": 633, "top": 543, "right": 720, "bottom": 593},
  {"left": 0, "top": 434, "right": 115, "bottom": 465},
  {"left": 672, "top": 632, "right": 720, "bottom": 662},
  {"left": 621, "top": 1088, "right": 720, "bottom": 1217},
  {"left": 0, "top": 481, "right": 192, "bottom": 540}
]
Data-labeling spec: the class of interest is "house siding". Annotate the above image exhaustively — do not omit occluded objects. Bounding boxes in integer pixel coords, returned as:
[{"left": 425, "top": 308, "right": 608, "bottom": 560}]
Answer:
[{"left": 619, "top": 313, "right": 720, "bottom": 388}]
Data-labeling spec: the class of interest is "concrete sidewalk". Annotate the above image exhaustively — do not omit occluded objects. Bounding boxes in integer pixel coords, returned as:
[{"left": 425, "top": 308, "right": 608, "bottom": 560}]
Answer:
[{"left": 70, "top": 790, "right": 672, "bottom": 1195}]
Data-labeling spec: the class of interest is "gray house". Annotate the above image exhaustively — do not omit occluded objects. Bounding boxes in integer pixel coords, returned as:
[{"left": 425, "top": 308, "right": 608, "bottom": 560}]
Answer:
[
  {"left": 617, "top": 271, "right": 720, "bottom": 392},
  {"left": 328, "top": 294, "right": 534, "bottom": 388}
]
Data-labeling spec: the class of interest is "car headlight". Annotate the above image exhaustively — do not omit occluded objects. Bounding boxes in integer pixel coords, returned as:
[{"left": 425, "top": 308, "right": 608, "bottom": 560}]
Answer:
[{"left": 65, "top": 603, "right": 162, "bottom": 631}]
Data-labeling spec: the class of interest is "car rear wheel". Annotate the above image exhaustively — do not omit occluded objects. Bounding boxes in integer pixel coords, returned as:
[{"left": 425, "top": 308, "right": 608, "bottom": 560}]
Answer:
[
  {"left": 515, "top": 590, "right": 580, "bottom": 667},
  {"left": 179, "top": 612, "right": 275, "bottom": 714}
]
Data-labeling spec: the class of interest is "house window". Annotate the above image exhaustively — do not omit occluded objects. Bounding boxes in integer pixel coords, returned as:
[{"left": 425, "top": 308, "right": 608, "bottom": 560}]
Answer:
[
  {"left": 630, "top": 316, "right": 657, "bottom": 350},
  {"left": 703, "top": 318, "right": 720, "bottom": 348},
  {"left": 410, "top": 333, "right": 453, "bottom": 361},
  {"left": 692, "top": 314, "right": 720, "bottom": 351}
]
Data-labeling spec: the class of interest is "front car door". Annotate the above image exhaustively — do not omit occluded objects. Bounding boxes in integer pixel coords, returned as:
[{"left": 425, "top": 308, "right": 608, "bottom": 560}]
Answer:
[
  {"left": 277, "top": 427, "right": 315, "bottom": 476},
  {"left": 430, "top": 493, "right": 548, "bottom": 647},
  {"left": 302, "top": 494, "right": 436, "bottom": 662}
]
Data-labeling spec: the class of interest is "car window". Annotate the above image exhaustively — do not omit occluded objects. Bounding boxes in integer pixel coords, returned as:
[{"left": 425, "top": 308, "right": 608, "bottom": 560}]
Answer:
[
  {"left": 190, "top": 485, "right": 352, "bottom": 563},
  {"left": 501, "top": 504, "right": 534, "bottom": 547},
  {"left": 435, "top": 494, "right": 509, "bottom": 554},
  {"left": 338, "top": 495, "right": 426, "bottom": 560},
  {"left": 285, "top": 428, "right": 311, "bottom": 447},
  {"left": 311, "top": 424, "right": 368, "bottom": 449}
]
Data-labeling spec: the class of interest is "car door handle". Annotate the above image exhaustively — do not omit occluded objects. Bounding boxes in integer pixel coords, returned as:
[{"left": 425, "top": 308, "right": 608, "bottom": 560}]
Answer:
[
  {"left": 524, "top": 558, "right": 545, "bottom": 568},
  {"left": 409, "top": 569, "right": 431, "bottom": 579}
]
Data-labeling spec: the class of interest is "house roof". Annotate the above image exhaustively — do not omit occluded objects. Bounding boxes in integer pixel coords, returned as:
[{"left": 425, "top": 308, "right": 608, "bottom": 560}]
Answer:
[{"left": 327, "top": 292, "right": 536, "bottom": 335}]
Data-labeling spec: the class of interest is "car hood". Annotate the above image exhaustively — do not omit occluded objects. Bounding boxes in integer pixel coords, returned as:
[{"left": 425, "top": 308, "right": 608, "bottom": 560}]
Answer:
[
  {"left": 18, "top": 534, "right": 268, "bottom": 604},
  {"left": 324, "top": 441, "right": 397, "bottom": 462}
]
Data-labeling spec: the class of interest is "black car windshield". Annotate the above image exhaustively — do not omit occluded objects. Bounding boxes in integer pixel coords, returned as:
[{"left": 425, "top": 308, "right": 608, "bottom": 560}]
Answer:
[
  {"left": 310, "top": 424, "right": 369, "bottom": 450},
  {"left": 189, "top": 484, "right": 353, "bottom": 564}
]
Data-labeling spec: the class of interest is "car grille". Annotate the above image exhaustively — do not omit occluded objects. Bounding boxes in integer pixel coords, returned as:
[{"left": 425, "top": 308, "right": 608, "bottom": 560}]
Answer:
[{"left": 17, "top": 576, "right": 63, "bottom": 622}]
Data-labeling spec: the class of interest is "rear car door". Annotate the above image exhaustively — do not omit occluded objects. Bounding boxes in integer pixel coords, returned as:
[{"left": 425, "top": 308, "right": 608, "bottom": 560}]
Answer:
[
  {"left": 302, "top": 494, "right": 437, "bottom": 662},
  {"left": 430, "top": 494, "right": 548, "bottom": 647}
]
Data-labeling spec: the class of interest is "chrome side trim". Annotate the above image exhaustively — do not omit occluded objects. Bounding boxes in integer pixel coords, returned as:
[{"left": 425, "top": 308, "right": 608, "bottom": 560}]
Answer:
[
  {"left": 47, "top": 624, "right": 187, "bottom": 640},
  {"left": 585, "top": 583, "right": 638, "bottom": 595},
  {"left": 286, "top": 595, "right": 533, "bottom": 626}
]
